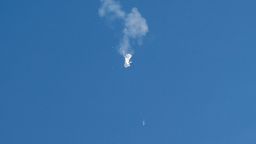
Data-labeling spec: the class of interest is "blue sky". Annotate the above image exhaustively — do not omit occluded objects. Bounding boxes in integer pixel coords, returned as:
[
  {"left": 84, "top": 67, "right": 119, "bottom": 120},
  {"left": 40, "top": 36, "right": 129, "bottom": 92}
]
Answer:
[{"left": 1, "top": 0, "right": 256, "bottom": 144}]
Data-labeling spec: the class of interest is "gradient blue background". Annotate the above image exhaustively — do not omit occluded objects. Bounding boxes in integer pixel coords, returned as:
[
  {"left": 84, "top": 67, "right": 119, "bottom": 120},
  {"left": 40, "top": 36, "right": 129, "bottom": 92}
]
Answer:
[{"left": 1, "top": 0, "right": 256, "bottom": 144}]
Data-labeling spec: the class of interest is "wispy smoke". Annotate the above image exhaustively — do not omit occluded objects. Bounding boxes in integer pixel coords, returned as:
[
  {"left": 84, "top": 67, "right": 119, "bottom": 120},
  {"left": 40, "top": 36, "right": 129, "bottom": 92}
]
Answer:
[{"left": 99, "top": 0, "right": 149, "bottom": 68}]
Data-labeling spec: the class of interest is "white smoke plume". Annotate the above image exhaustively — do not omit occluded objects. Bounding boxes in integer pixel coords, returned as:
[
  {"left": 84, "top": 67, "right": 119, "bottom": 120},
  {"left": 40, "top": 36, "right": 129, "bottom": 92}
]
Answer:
[{"left": 99, "top": 0, "right": 149, "bottom": 68}]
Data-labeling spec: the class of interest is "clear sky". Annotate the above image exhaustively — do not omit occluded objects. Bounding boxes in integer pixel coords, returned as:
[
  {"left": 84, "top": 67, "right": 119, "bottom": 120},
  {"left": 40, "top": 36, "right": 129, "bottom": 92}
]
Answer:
[{"left": 1, "top": 0, "right": 256, "bottom": 144}]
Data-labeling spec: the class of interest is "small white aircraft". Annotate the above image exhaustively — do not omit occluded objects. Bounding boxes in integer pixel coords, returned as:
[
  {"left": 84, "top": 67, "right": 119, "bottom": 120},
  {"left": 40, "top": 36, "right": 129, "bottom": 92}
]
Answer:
[{"left": 124, "top": 53, "right": 132, "bottom": 68}]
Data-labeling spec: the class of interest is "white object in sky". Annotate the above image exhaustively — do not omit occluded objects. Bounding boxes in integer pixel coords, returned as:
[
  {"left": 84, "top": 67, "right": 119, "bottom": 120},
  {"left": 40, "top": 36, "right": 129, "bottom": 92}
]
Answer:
[
  {"left": 124, "top": 53, "right": 132, "bottom": 68},
  {"left": 142, "top": 120, "right": 146, "bottom": 126}
]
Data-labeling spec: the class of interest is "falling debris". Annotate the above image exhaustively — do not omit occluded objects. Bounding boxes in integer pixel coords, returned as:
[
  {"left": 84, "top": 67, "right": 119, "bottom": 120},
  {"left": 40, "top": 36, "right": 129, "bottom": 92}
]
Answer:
[
  {"left": 124, "top": 53, "right": 132, "bottom": 68},
  {"left": 99, "top": 0, "right": 149, "bottom": 68}
]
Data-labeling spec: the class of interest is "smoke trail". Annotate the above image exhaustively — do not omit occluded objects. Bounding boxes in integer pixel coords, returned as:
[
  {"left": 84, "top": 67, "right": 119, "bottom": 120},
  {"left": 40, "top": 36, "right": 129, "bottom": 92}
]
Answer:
[{"left": 99, "top": 0, "right": 149, "bottom": 68}]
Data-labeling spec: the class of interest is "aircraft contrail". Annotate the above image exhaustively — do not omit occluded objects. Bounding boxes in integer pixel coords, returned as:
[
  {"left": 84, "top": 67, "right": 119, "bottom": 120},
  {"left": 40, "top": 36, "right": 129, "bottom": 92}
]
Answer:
[{"left": 99, "top": 0, "right": 149, "bottom": 68}]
